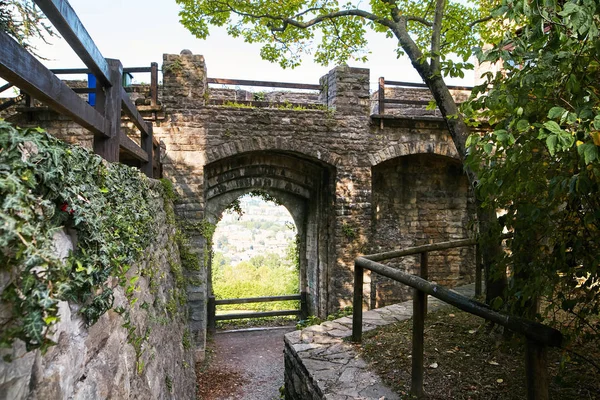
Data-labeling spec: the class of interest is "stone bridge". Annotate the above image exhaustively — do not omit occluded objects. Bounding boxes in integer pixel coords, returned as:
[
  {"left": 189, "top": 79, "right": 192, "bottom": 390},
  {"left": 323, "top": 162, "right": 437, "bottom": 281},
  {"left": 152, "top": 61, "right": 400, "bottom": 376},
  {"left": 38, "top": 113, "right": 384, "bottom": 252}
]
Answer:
[{"left": 8, "top": 50, "right": 476, "bottom": 356}]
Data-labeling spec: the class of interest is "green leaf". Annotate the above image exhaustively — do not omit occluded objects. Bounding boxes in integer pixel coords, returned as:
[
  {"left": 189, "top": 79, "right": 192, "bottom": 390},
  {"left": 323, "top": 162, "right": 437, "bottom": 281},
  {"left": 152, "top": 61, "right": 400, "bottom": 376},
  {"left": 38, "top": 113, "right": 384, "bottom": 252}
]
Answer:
[
  {"left": 547, "top": 107, "right": 566, "bottom": 119},
  {"left": 516, "top": 119, "right": 530, "bottom": 132},
  {"left": 546, "top": 135, "right": 558, "bottom": 156},
  {"left": 543, "top": 121, "right": 565, "bottom": 135},
  {"left": 484, "top": 143, "right": 494, "bottom": 154},
  {"left": 578, "top": 143, "right": 598, "bottom": 164}
]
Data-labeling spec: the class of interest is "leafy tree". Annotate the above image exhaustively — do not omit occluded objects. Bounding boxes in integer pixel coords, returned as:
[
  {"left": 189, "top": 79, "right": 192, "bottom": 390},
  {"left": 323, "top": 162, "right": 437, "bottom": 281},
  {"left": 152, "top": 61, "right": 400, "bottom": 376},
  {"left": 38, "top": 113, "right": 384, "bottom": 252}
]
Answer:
[
  {"left": 0, "top": 0, "right": 55, "bottom": 56},
  {"left": 465, "top": 0, "right": 600, "bottom": 340},
  {"left": 175, "top": 0, "right": 508, "bottom": 303}
]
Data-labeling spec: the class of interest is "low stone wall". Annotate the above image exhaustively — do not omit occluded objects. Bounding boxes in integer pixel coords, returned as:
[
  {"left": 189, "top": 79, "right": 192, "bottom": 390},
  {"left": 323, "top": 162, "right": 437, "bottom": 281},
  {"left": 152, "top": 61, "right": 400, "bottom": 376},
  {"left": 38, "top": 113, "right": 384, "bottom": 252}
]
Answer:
[
  {"left": 284, "top": 284, "right": 476, "bottom": 399},
  {"left": 0, "top": 180, "right": 196, "bottom": 400}
]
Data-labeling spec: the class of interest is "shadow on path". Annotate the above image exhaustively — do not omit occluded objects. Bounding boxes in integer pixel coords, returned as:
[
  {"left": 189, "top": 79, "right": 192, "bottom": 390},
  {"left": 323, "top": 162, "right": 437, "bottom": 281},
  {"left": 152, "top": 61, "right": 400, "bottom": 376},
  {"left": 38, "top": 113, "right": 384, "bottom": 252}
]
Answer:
[{"left": 197, "top": 326, "right": 296, "bottom": 400}]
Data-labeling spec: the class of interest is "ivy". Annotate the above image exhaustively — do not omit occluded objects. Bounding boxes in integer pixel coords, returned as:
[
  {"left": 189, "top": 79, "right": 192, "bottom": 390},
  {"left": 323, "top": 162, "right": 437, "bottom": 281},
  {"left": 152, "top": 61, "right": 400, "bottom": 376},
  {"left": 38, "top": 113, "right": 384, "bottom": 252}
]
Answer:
[{"left": 0, "top": 121, "right": 155, "bottom": 352}]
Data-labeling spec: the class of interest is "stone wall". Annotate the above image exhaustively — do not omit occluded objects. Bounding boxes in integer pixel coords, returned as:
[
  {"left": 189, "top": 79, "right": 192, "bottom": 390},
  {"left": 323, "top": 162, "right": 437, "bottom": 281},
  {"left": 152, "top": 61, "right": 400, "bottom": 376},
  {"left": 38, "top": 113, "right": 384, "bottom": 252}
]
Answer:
[
  {"left": 0, "top": 180, "right": 196, "bottom": 400},
  {"left": 371, "top": 154, "right": 475, "bottom": 306},
  {"left": 6, "top": 51, "right": 478, "bottom": 359}
]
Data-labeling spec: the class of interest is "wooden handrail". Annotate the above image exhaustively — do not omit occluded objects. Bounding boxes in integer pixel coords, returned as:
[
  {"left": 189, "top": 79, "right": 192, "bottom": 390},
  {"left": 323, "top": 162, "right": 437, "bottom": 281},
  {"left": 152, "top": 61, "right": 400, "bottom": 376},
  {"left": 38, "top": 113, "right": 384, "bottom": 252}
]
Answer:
[
  {"left": 51, "top": 66, "right": 154, "bottom": 75},
  {"left": 355, "top": 257, "right": 562, "bottom": 346},
  {"left": 121, "top": 87, "right": 150, "bottom": 136},
  {"left": 1, "top": 2, "right": 159, "bottom": 177},
  {"left": 384, "top": 80, "right": 474, "bottom": 91},
  {"left": 34, "top": 0, "right": 112, "bottom": 87},
  {"left": 207, "top": 77, "right": 320, "bottom": 91},
  {"left": 376, "top": 77, "right": 473, "bottom": 117},
  {"left": 352, "top": 237, "right": 562, "bottom": 400},
  {"left": 0, "top": 31, "right": 107, "bottom": 137},
  {"left": 0, "top": 82, "right": 14, "bottom": 94},
  {"left": 207, "top": 292, "right": 307, "bottom": 331},
  {"left": 214, "top": 294, "right": 301, "bottom": 305}
]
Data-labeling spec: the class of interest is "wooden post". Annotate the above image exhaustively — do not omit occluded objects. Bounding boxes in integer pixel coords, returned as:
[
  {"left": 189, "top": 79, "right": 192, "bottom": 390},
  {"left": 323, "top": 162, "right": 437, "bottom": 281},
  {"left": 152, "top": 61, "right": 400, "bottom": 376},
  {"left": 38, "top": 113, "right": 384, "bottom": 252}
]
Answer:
[
  {"left": 150, "top": 62, "right": 158, "bottom": 107},
  {"left": 140, "top": 122, "right": 153, "bottom": 177},
  {"left": 207, "top": 295, "right": 216, "bottom": 333},
  {"left": 93, "top": 59, "right": 122, "bottom": 162},
  {"left": 421, "top": 251, "right": 428, "bottom": 315},
  {"left": 378, "top": 77, "right": 385, "bottom": 115},
  {"left": 475, "top": 243, "right": 482, "bottom": 296},
  {"left": 411, "top": 252, "right": 427, "bottom": 398},
  {"left": 525, "top": 339, "right": 549, "bottom": 400},
  {"left": 300, "top": 291, "right": 308, "bottom": 320},
  {"left": 352, "top": 260, "right": 364, "bottom": 343}
]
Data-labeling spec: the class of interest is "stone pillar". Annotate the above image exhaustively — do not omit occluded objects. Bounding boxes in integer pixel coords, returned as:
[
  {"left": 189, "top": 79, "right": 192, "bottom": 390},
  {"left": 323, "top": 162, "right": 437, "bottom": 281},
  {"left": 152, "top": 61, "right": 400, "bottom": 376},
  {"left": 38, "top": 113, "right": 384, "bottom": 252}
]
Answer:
[
  {"left": 162, "top": 50, "right": 208, "bottom": 108},
  {"left": 330, "top": 164, "right": 372, "bottom": 312},
  {"left": 319, "top": 66, "right": 371, "bottom": 115},
  {"left": 158, "top": 50, "right": 210, "bottom": 360}
]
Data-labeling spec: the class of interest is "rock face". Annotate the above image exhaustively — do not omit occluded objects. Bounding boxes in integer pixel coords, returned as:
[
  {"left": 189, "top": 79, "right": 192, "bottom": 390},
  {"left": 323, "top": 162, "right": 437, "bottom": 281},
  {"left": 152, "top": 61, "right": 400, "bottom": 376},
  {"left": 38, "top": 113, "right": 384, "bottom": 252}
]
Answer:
[
  {"left": 7, "top": 52, "right": 476, "bottom": 358},
  {"left": 0, "top": 180, "right": 196, "bottom": 400}
]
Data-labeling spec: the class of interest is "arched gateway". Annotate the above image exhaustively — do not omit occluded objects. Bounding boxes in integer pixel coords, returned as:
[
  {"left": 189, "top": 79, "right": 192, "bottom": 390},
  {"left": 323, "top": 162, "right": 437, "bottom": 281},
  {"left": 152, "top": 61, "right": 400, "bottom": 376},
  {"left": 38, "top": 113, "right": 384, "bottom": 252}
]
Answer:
[{"left": 7, "top": 51, "right": 476, "bottom": 357}]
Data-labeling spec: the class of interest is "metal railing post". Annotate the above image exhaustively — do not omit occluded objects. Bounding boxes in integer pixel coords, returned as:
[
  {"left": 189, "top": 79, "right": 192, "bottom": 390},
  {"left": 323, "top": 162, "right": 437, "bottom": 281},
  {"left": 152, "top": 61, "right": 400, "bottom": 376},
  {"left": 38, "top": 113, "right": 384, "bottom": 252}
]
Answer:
[{"left": 352, "top": 260, "right": 364, "bottom": 343}]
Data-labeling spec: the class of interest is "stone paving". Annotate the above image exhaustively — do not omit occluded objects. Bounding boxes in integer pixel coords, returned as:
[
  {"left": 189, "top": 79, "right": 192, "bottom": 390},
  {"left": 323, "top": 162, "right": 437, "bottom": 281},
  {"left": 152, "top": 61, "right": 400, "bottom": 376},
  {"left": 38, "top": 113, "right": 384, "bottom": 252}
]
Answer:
[{"left": 284, "top": 284, "right": 477, "bottom": 399}]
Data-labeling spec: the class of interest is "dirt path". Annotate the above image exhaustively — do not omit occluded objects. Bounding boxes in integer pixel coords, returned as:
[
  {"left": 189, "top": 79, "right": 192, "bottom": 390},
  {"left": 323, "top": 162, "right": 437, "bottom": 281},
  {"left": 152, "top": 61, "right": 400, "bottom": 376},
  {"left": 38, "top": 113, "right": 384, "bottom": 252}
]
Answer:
[{"left": 197, "top": 327, "right": 295, "bottom": 400}]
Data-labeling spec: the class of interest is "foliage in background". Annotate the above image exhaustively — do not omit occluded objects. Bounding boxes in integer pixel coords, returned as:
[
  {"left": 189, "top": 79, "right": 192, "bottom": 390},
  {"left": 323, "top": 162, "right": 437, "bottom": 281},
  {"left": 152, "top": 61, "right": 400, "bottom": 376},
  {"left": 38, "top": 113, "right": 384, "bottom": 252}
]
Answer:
[
  {"left": 465, "top": 0, "right": 600, "bottom": 342},
  {"left": 0, "top": 121, "right": 155, "bottom": 352},
  {"left": 212, "top": 250, "right": 299, "bottom": 312},
  {"left": 0, "top": 0, "right": 56, "bottom": 56}
]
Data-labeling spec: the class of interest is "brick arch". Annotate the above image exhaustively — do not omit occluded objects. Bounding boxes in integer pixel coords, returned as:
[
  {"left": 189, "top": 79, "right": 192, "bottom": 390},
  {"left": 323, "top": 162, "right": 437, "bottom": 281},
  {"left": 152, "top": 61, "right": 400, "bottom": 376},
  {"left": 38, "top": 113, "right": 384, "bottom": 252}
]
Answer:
[
  {"left": 369, "top": 141, "right": 460, "bottom": 166},
  {"left": 205, "top": 137, "right": 340, "bottom": 167}
]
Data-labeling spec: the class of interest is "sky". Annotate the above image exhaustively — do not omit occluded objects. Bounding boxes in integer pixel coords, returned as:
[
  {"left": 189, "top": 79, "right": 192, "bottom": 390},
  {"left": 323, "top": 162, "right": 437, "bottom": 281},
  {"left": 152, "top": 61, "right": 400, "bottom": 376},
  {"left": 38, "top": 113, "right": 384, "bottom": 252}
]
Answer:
[{"left": 4, "top": 0, "right": 475, "bottom": 91}]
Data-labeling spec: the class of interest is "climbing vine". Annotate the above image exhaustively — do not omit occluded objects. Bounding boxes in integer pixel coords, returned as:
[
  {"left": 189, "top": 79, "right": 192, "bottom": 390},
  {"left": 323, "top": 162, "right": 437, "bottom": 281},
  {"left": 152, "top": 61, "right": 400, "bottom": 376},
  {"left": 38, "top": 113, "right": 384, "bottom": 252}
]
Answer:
[{"left": 0, "top": 121, "right": 155, "bottom": 352}]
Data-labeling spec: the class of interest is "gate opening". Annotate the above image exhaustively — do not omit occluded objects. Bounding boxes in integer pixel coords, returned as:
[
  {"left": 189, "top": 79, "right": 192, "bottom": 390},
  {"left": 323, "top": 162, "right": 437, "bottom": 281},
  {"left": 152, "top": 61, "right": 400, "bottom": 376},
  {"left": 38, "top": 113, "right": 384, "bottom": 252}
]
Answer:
[{"left": 208, "top": 193, "right": 306, "bottom": 329}]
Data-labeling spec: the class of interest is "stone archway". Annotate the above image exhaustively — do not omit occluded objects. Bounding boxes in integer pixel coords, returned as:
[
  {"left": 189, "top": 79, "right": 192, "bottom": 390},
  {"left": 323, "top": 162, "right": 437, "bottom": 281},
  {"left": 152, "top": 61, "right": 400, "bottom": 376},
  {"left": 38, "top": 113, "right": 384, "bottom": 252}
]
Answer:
[
  {"left": 204, "top": 150, "right": 336, "bottom": 317},
  {"left": 370, "top": 153, "right": 475, "bottom": 307}
]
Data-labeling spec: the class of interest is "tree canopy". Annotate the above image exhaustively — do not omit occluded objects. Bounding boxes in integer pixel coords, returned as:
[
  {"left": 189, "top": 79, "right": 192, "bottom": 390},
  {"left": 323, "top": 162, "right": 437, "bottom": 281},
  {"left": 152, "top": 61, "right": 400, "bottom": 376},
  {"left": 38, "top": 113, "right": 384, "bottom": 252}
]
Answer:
[
  {"left": 176, "top": 0, "right": 494, "bottom": 77},
  {"left": 0, "top": 0, "right": 55, "bottom": 55},
  {"left": 465, "top": 0, "right": 600, "bottom": 339}
]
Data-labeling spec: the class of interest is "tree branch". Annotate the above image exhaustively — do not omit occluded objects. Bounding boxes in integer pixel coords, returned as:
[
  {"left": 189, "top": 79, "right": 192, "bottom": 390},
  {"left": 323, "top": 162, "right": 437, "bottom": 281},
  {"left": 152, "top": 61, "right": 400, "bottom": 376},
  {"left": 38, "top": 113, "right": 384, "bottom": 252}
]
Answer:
[
  {"left": 430, "top": 0, "right": 446, "bottom": 75},
  {"left": 469, "top": 15, "right": 493, "bottom": 27},
  {"left": 272, "top": 9, "right": 397, "bottom": 32}
]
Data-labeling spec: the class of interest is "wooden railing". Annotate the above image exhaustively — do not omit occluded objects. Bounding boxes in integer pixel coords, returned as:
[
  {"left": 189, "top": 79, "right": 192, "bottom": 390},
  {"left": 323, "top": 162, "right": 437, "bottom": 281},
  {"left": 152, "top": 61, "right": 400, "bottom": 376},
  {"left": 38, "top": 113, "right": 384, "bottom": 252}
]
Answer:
[
  {"left": 207, "top": 292, "right": 307, "bottom": 331},
  {"left": 0, "top": 0, "right": 159, "bottom": 177},
  {"left": 206, "top": 78, "right": 323, "bottom": 109},
  {"left": 352, "top": 238, "right": 563, "bottom": 400},
  {"left": 375, "top": 78, "right": 473, "bottom": 116}
]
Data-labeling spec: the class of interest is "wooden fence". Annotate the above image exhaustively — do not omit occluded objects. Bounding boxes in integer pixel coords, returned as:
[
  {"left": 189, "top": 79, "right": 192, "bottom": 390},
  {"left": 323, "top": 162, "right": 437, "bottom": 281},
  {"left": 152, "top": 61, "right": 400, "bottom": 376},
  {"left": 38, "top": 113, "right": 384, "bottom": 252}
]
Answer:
[
  {"left": 352, "top": 238, "right": 563, "bottom": 400},
  {"left": 206, "top": 78, "right": 322, "bottom": 109},
  {"left": 0, "top": 0, "right": 159, "bottom": 177},
  {"left": 375, "top": 78, "right": 473, "bottom": 116},
  {"left": 207, "top": 292, "right": 307, "bottom": 331}
]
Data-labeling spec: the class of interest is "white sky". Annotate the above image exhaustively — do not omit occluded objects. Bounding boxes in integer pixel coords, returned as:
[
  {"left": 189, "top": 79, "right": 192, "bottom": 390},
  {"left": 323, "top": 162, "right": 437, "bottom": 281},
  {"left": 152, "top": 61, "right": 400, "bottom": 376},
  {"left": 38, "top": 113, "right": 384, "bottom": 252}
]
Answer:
[{"left": 4, "top": 0, "right": 475, "bottom": 91}]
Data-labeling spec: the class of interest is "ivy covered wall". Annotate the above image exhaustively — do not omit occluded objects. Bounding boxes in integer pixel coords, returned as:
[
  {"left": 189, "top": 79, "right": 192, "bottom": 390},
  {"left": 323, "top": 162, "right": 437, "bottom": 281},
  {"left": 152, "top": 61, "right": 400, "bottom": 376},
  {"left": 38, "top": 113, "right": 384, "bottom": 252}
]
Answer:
[{"left": 0, "top": 122, "right": 196, "bottom": 399}]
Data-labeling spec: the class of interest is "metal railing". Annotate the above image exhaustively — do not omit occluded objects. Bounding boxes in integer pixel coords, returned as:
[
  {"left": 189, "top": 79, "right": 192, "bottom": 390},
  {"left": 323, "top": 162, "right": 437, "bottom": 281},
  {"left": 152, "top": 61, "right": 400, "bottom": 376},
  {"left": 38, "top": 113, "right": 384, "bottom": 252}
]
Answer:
[{"left": 352, "top": 238, "right": 562, "bottom": 400}]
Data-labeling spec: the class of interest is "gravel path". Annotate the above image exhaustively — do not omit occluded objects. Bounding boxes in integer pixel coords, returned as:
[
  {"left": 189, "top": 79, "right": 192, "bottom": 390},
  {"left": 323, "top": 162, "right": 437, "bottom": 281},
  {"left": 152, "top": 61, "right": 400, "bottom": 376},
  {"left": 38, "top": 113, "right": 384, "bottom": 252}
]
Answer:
[{"left": 198, "top": 327, "right": 295, "bottom": 400}]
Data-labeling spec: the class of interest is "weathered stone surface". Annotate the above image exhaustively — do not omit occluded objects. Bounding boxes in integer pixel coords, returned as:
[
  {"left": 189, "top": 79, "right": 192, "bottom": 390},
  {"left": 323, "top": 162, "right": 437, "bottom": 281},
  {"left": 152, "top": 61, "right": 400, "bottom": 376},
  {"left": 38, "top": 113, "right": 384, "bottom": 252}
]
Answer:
[{"left": 0, "top": 182, "right": 196, "bottom": 399}]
